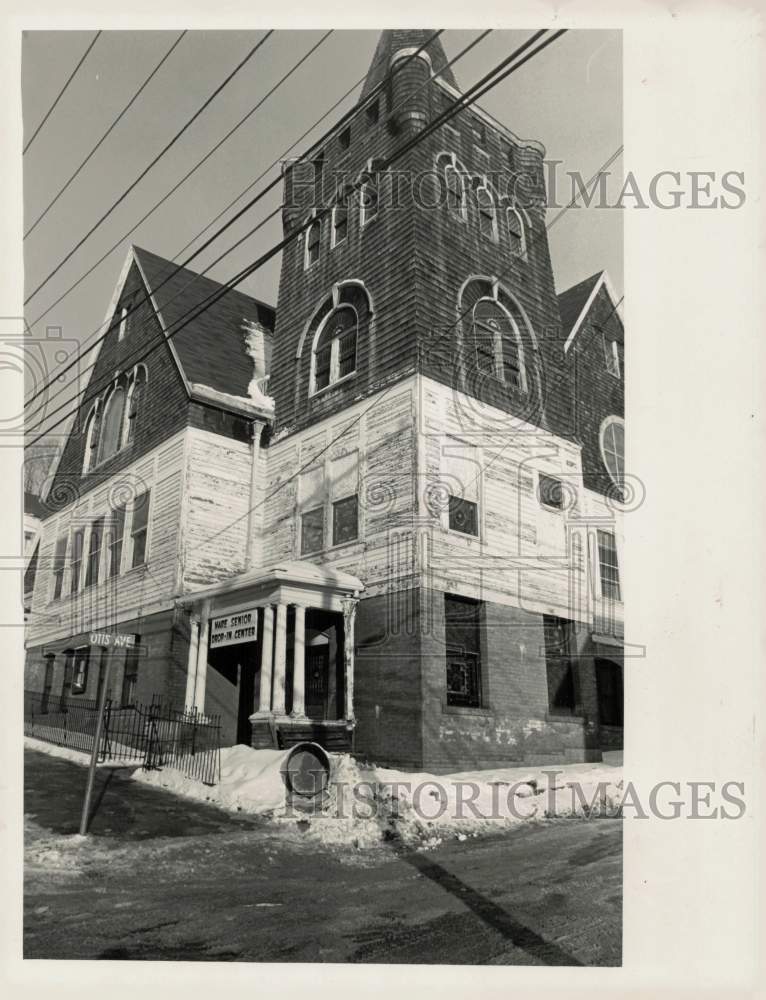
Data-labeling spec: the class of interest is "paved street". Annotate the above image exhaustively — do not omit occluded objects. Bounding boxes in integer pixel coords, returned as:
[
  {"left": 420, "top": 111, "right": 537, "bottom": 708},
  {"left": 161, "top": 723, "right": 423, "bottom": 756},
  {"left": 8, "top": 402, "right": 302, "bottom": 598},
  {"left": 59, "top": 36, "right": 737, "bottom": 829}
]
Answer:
[{"left": 25, "top": 749, "right": 622, "bottom": 964}]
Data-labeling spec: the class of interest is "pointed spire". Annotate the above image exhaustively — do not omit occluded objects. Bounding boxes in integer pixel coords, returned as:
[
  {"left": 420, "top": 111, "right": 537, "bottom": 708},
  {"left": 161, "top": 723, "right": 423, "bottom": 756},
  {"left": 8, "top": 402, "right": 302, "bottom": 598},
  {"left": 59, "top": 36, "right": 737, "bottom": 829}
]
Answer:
[{"left": 360, "top": 30, "right": 458, "bottom": 100}]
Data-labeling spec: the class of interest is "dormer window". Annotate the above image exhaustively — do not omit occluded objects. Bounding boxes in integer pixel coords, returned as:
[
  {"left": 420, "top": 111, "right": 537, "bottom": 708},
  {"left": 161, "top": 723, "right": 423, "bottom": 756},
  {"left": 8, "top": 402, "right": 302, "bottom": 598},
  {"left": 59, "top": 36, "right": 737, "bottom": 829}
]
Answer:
[
  {"left": 305, "top": 218, "right": 321, "bottom": 268},
  {"left": 312, "top": 305, "right": 358, "bottom": 394}
]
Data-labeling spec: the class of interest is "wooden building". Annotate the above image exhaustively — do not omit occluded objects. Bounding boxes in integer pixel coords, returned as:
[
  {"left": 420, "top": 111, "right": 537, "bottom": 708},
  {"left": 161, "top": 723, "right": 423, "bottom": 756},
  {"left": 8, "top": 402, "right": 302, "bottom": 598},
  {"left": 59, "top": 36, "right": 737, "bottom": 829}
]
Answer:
[{"left": 24, "top": 31, "right": 624, "bottom": 771}]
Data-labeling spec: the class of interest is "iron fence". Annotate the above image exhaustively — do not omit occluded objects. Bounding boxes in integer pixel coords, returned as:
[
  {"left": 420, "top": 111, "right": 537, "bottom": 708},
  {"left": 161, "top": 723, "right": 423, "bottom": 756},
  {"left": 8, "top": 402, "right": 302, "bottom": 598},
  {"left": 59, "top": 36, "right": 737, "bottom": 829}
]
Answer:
[{"left": 24, "top": 691, "right": 222, "bottom": 785}]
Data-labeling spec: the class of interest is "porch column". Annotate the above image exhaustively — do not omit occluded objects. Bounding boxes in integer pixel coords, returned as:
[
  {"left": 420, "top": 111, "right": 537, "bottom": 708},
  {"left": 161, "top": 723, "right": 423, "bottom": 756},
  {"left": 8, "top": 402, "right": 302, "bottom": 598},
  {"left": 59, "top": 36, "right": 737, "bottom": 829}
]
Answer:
[
  {"left": 184, "top": 614, "right": 200, "bottom": 710},
  {"left": 193, "top": 602, "right": 211, "bottom": 713},
  {"left": 272, "top": 602, "right": 288, "bottom": 715},
  {"left": 257, "top": 604, "right": 274, "bottom": 713},
  {"left": 291, "top": 604, "right": 306, "bottom": 718},
  {"left": 341, "top": 597, "right": 358, "bottom": 722}
]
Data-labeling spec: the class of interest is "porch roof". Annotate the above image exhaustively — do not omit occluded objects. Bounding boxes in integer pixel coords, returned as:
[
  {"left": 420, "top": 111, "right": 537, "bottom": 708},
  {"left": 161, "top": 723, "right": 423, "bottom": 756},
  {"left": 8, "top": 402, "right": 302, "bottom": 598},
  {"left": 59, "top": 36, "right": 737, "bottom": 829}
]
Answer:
[{"left": 176, "top": 560, "right": 364, "bottom": 613}]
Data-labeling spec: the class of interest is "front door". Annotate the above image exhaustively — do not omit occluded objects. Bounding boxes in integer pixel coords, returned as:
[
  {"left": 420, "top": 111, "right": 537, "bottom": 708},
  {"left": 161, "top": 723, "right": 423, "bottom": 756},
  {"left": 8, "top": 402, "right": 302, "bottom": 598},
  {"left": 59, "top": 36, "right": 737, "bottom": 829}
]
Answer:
[{"left": 305, "top": 647, "right": 329, "bottom": 720}]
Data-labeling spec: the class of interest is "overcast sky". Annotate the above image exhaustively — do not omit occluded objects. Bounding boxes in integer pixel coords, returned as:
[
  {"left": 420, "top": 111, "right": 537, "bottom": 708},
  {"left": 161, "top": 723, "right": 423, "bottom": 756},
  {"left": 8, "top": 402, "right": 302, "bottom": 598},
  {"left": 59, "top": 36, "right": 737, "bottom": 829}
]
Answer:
[{"left": 22, "top": 28, "right": 622, "bottom": 446}]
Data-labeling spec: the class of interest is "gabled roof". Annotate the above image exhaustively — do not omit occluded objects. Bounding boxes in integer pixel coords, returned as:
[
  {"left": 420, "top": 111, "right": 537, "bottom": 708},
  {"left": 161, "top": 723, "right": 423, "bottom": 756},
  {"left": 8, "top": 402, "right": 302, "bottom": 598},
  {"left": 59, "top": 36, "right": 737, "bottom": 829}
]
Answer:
[
  {"left": 361, "top": 30, "right": 458, "bottom": 100},
  {"left": 131, "top": 246, "right": 275, "bottom": 399},
  {"left": 558, "top": 271, "right": 623, "bottom": 353}
]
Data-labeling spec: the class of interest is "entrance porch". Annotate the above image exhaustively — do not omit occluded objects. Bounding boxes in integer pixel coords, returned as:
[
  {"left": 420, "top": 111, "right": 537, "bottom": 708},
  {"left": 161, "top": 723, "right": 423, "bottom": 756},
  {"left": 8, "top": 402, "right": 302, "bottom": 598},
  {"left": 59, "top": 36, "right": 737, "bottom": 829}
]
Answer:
[{"left": 176, "top": 561, "right": 363, "bottom": 753}]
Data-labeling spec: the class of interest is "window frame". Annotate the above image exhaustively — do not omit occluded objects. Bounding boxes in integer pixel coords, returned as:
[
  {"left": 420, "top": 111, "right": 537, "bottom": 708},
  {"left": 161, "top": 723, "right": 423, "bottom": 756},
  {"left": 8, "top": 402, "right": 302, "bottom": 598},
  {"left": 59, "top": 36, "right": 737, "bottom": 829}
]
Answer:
[
  {"left": 447, "top": 494, "right": 479, "bottom": 537},
  {"left": 444, "top": 594, "right": 484, "bottom": 709},
  {"left": 70, "top": 528, "right": 84, "bottom": 595},
  {"left": 506, "top": 204, "right": 527, "bottom": 258},
  {"left": 97, "top": 382, "right": 127, "bottom": 465},
  {"left": 107, "top": 504, "right": 126, "bottom": 578},
  {"left": 543, "top": 615, "right": 582, "bottom": 717},
  {"left": 538, "top": 473, "right": 565, "bottom": 512},
  {"left": 130, "top": 491, "right": 151, "bottom": 569},
  {"left": 599, "top": 416, "right": 625, "bottom": 492},
  {"left": 84, "top": 516, "right": 105, "bottom": 588},
  {"left": 604, "top": 336, "right": 621, "bottom": 378},
  {"left": 359, "top": 177, "right": 378, "bottom": 228},
  {"left": 476, "top": 182, "right": 498, "bottom": 242},
  {"left": 332, "top": 493, "right": 359, "bottom": 547},
  {"left": 51, "top": 534, "right": 68, "bottom": 601},
  {"left": 331, "top": 201, "right": 349, "bottom": 248},
  {"left": 471, "top": 296, "right": 527, "bottom": 391},
  {"left": 596, "top": 529, "right": 622, "bottom": 602},
  {"left": 304, "top": 217, "right": 321, "bottom": 270},
  {"left": 124, "top": 366, "right": 147, "bottom": 446},
  {"left": 71, "top": 645, "right": 90, "bottom": 696},
  {"left": 300, "top": 505, "right": 325, "bottom": 556},
  {"left": 309, "top": 304, "right": 359, "bottom": 397}
]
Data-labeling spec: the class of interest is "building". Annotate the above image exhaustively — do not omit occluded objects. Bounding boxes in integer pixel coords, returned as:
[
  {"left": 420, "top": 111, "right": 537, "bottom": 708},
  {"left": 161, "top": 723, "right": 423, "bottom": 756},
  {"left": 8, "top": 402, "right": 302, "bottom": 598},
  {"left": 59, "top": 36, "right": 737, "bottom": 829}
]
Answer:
[{"left": 24, "top": 30, "right": 624, "bottom": 771}]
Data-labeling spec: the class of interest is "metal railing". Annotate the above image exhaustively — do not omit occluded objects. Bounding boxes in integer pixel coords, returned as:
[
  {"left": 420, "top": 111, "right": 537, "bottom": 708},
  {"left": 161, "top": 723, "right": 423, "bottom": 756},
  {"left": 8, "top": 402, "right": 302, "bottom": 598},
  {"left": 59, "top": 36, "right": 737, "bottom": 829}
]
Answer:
[{"left": 24, "top": 690, "right": 222, "bottom": 785}]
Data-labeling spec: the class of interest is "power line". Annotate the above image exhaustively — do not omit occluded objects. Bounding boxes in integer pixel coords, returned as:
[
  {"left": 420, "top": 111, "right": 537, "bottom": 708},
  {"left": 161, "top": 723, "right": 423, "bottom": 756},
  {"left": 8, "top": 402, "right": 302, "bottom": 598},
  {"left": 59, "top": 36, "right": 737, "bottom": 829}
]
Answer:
[
  {"left": 25, "top": 30, "right": 447, "bottom": 407},
  {"left": 24, "top": 31, "right": 274, "bottom": 306},
  {"left": 27, "top": 29, "right": 559, "bottom": 450},
  {"left": 23, "top": 31, "right": 102, "bottom": 155},
  {"left": 24, "top": 31, "right": 187, "bottom": 240}
]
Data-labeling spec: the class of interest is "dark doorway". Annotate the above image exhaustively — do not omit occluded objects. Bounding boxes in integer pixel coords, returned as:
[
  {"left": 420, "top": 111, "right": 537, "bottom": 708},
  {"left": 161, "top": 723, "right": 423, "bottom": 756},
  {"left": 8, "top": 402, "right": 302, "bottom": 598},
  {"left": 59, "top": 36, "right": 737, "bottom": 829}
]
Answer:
[
  {"left": 306, "top": 646, "right": 330, "bottom": 720},
  {"left": 206, "top": 642, "right": 259, "bottom": 746}
]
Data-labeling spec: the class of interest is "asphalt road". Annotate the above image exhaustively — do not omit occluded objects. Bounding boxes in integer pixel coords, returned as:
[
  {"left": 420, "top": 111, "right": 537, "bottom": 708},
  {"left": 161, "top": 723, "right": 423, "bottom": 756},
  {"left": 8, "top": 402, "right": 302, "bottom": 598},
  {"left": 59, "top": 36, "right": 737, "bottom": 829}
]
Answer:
[{"left": 24, "top": 748, "right": 622, "bottom": 965}]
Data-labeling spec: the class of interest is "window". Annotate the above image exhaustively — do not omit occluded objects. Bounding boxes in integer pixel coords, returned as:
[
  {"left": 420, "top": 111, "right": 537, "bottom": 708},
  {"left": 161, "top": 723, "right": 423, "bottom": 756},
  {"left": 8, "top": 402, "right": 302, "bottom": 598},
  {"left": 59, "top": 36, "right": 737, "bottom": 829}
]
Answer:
[
  {"left": 597, "top": 529, "right": 621, "bottom": 601},
  {"left": 107, "top": 505, "right": 126, "bottom": 578},
  {"left": 470, "top": 117, "right": 486, "bottom": 146},
  {"left": 71, "top": 646, "right": 90, "bottom": 695},
  {"left": 543, "top": 615, "right": 579, "bottom": 715},
  {"left": 60, "top": 652, "right": 74, "bottom": 709},
  {"left": 331, "top": 201, "right": 348, "bottom": 247},
  {"left": 52, "top": 535, "right": 68, "bottom": 600},
  {"left": 98, "top": 385, "right": 126, "bottom": 464},
  {"left": 125, "top": 367, "right": 146, "bottom": 446},
  {"left": 600, "top": 417, "right": 625, "bottom": 492},
  {"left": 301, "top": 506, "right": 324, "bottom": 555},
  {"left": 82, "top": 406, "right": 99, "bottom": 473},
  {"left": 70, "top": 529, "right": 84, "bottom": 594},
  {"left": 121, "top": 643, "right": 140, "bottom": 707},
  {"left": 445, "top": 164, "right": 464, "bottom": 217},
  {"left": 596, "top": 658, "right": 623, "bottom": 727},
  {"left": 117, "top": 303, "right": 129, "bottom": 341},
  {"left": 538, "top": 474, "right": 564, "bottom": 511},
  {"left": 477, "top": 185, "right": 497, "bottom": 240},
  {"left": 130, "top": 492, "right": 150, "bottom": 568},
  {"left": 333, "top": 495, "right": 358, "bottom": 546},
  {"left": 41, "top": 655, "right": 55, "bottom": 714},
  {"left": 305, "top": 219, "right": 321, "bottom": 268},
  {"left": 507, "top": 205, "right": 526, "bottom": 257},
  {"left": 365, "top": 99, "right": 379, "bottom": 127},
  {"left": 312, "top": 306, "right": 357, "bottom": 393},
  {"left": 84, "top": 517, "right": 104, "bottom": 587},
  {"left": 360, "top": 176, "right": 378, "bottom": 226},
  {"left": 338, "top": 125, "right": 351, "bottom": 150},
  {"left": 604, "top": 336, "right": 621, "bottom": 378},
  {"left": 312, "top": 152, "right": 325, "bottom": 202},
  {"left": 448, "top": 495, "right": 478, "bottom": 536},
  {"left": 472, "top": 298, "right": 524, "bottom": 388},
  {"left": 445, "top": 594, "right": 483, "bottom": 708}
]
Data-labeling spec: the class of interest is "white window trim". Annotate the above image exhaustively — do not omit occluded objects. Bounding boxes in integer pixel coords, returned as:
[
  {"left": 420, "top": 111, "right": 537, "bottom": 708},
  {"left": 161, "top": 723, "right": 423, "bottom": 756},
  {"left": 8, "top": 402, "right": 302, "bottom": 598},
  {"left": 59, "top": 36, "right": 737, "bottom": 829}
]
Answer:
[
  {"left": 309, "top": 304, "right": 359, "bottom": 397},
  {"left": 437, "top": 151, "right": 468, "bottom": 222},
  {"left": 596, "top": 528, "right": 622, "bottom": 602},
  {"left": 127, "top": 491, "right": 152, "bottom": 570},
  {"left": 506, "top": 204, "right": 528, "bottom": 259},
  {"left": 303, "top": 217, "right": 321, "bottom": 271},
  {"left": 599, "top": 415, "right": 625, "bottom": 490},
  {"left": 476, "top": 181, "right": 499, "bottom": 243},
  {"left": 605, "top": 337, "right": 621, "bottom": 378},
  {"left": 331, "top": 202, "right": 348, "bottom": 248},
  {"left": 297, "top": 451, "right": 360, "bottom": 557},
  {"left": 94, "top": 379, "right": 129, "bottom": 468}
]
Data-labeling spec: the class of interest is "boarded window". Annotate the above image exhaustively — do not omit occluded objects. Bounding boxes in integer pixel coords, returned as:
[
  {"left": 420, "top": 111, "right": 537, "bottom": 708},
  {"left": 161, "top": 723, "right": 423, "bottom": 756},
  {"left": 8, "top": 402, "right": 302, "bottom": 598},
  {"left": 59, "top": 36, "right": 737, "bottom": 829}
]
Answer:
[
  {"left": 301, "top": 506, "right": 324, "bottom": 554},
  {"left": 445, "top": 594, "right": 483, "bottom": 707},
  {"left": 597, "top": 530, "right": 621, "bottom": 601},
  {"left": 131, "top": 492, "right": 150, "bottom": 568}
]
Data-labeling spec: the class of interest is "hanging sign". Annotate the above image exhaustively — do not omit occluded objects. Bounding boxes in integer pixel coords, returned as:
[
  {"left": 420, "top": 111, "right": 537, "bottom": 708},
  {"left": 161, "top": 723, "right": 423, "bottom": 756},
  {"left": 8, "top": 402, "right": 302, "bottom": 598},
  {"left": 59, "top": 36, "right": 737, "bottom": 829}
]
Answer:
[{"left": 209, "top": 608, "right": 258, "bottom": 649}]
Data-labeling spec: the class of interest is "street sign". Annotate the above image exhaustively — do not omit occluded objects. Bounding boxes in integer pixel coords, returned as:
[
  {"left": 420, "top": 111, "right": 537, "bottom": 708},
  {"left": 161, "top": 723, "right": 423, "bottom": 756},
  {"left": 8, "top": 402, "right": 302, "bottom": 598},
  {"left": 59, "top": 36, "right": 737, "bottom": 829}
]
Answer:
[
  {"left": 89, "top": 632, "right": 137, "bottom": 648},
  {"left": 209, "top": 608, "right": 258, "bottom": 649}
]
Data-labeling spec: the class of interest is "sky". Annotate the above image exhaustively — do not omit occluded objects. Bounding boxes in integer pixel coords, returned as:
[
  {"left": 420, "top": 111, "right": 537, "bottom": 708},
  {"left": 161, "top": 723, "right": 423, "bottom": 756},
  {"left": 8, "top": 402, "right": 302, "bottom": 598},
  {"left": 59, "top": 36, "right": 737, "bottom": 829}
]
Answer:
[{"left": 22, "top": 28, "right": 622, "bottom": 451}]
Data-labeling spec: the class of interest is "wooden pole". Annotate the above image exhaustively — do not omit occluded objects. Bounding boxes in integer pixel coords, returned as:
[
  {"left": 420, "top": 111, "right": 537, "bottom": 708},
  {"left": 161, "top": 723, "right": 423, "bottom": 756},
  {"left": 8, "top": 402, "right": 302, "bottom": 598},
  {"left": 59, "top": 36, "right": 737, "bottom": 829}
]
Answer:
[{"left": 79, "top": 645, "right": 112, "bottom": 836}]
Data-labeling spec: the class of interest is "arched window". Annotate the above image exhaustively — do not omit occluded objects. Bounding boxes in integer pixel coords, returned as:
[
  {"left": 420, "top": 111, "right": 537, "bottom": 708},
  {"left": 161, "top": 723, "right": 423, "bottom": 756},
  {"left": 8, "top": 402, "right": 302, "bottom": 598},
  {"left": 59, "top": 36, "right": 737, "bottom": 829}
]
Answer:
[
  {"left": 473, "top": 297, "right": 525, "bottom": 390},
  {"left": 82, "top": 405, "right": 100, "bottom": 473},
  {"left": 312, "top": 305, "right": 358, "bottom": 394},
  {"left": 305, "top": 218, "right": 321, "bottom": 269},
  {"left": 600, "top": 416, "right": 625, "bottom": 491},
  {"left": 437, "top": 152, "right": 467, "bottom": 221},
  {"left": 507, "top": 205, "right": 527, "bottom": 257},
  {"left": 98, "top": 385, "right": 126, "bottom": 464},
  {"left": 332, "top": 200, "right": 348, "bottom": 247},
  {"left": 476, "top": 184, "right": 497, "bottom": 241},
  {"left": 125, "top": 367, "right": 147, "bottom": 446}
]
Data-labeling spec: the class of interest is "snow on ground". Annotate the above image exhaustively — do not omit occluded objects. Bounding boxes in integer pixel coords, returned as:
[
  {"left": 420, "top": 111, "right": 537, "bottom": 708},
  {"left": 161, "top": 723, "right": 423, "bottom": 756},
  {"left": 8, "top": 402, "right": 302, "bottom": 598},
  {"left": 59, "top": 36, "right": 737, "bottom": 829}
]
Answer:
[{"left": 25, "top": 737, "right": 623, "bottom": 849}]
